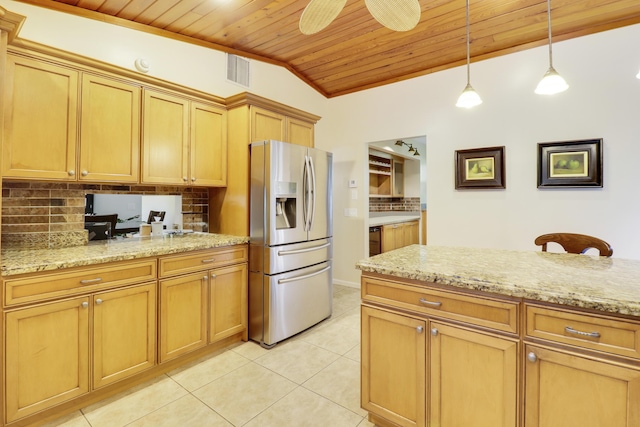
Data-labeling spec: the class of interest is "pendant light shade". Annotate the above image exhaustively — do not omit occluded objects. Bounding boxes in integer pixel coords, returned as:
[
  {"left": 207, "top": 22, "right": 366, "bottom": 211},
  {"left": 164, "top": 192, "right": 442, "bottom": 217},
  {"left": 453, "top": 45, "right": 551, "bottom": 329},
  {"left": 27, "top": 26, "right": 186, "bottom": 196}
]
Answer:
[
  {"left": 456, "top": 0, "right": 482, "bottom": 108},
  {"left": 535, "top": 0, "right": 568, "bottom": 95}
]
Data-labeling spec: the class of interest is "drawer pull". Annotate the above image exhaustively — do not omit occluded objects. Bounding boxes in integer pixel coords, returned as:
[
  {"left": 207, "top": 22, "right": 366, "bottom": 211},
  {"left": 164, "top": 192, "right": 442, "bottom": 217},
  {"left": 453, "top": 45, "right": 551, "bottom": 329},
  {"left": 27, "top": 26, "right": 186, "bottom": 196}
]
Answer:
[
  {"left": 80, "top": 277, "right": 102, "bottom": 285},
  {"left": 419, "top": 298, "right": 442, "bottom": 307},
  {"left": 201, "top": 258, "right": 216, "bottom": 263},
  {"left": 565, "top": 326, "right": 601, "bottom": 339}
]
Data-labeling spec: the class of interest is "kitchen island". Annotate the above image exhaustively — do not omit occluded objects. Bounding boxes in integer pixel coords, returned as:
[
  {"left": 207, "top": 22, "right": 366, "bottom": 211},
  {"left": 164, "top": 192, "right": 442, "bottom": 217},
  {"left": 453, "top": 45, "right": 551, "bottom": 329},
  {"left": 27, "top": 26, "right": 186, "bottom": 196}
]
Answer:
[
  {"left": 356, "top": 245, "right": 640, "bottom": 427},
  {"left": 1, "top": 233, "right": 249, "bottom": 427}
]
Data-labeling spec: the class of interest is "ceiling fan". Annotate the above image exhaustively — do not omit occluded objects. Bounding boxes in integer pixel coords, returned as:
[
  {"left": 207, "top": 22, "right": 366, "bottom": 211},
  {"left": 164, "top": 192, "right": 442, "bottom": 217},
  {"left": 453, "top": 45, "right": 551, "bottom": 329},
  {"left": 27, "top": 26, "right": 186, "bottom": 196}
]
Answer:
[{"left": 299, "top": 0, "right": 421, "bottom": 35}]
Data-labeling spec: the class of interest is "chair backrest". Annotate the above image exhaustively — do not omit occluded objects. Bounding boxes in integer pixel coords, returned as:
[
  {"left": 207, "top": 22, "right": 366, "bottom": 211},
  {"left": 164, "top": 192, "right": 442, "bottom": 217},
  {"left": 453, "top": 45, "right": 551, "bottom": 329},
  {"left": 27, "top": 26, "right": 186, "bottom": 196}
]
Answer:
[
  {"left": 147, "top": 210, "right": 166, "bottom": 224},
  {"left": 534, "top": 233, "right": 613, "bottom": 257},
  {"left": 85, "top": 214, "right": 118, "bottom": 238}
]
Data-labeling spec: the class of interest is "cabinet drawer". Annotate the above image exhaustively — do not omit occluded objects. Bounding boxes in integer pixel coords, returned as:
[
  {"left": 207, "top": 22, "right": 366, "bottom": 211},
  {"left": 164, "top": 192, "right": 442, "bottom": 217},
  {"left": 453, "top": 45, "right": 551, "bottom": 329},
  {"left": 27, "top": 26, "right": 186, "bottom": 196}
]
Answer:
[
  {"left": 4, "top": 259, "right": 157, "bottom": 307},
  {"left": 362, "top": 276, "right": 518, "bottom": 334},
  {"left": 526, "top": 305, "right": 640, "bottom": 360},
  {"left": 159, "top": 245, "right": 248, "bottom": 278}
]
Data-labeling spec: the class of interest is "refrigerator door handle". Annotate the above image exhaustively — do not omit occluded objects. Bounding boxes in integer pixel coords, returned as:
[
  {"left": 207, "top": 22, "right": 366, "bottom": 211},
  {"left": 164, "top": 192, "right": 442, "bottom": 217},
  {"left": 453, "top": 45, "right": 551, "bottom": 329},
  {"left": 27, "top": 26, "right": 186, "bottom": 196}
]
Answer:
[
  {"left": 303, "top": 155, "right": 312, "bottom": 231},
  {"left": 277, "top": 266, "right": 331, "bottom": 284},
  {"left": 309, "top": 154, "right": 317, "bottom": 230},
  {"left": 277, "top": 242, "right": 331, "bottom": 256}
]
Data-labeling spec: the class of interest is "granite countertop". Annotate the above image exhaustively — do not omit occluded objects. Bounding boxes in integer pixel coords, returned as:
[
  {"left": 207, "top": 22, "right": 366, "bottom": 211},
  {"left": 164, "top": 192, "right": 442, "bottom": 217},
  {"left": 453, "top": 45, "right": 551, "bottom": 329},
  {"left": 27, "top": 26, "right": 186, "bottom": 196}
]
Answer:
[
  {"left": 356, "top": 245, "right": 640, "bottom": 317},
  {"left": 1, "top": 233, "right": 249, "bottom": 276},
  {"left": 369, "top": 212, "right": 421, "bottom": 227}
]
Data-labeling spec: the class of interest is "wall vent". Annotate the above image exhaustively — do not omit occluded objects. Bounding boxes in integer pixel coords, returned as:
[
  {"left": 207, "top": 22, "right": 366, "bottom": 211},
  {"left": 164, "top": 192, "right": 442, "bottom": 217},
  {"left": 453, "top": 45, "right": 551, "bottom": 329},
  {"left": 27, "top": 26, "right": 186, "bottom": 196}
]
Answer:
[{"left": 227, "top": 54, "right": 251, "bottom": 88}]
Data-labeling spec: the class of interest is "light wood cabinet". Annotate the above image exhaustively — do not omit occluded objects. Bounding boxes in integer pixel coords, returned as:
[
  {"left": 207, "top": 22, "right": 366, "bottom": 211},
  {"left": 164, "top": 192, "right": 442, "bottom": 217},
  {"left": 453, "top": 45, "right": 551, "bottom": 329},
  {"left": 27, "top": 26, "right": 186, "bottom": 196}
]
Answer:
[
  {"left": 524, "top": 345, "right": 640, "bottom": 427},
  {"left": 430, "top": 322, "right": 518, "bottom": 427},
  {"left": 158, "top": 246, "right": 248, "bottom": 362},
  {"left": 382, "top": 220, "right": 419, "bottom": 253},
  {"left": 5, "top": 297, "right": 90, "bottom": 423},
  {"left": 92, "top": 283, "right": 156, "bottom": 389},
  {"left": 79, "top": 73, "right": 141, "bottom": 183},
  {"left": 3, "top": 54, "right": 143, "bottom": 183},
  {"left": 368, "top": 148, "right": 404, "bottom": 198},
  {"left": 3, "top": 54, "right": 79, "bottom": 180},
  {"left": 361, "top": 305, "right": 426, "bottom": 427},
  {"left": 142, "top": 89, "right": 227, "bottom": 186},
  {"left": 210, "top": 93, "right": 320, "bottom": 236}
]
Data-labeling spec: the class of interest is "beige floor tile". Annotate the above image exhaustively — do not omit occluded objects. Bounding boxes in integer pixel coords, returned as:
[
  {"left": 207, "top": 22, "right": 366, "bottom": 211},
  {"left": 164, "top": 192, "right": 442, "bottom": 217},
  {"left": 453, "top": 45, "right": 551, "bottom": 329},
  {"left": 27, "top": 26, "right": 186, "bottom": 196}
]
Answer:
[
  {"left": 193, "top": 362, "right": 297, "bottom": 426},
  {"left": 81, "top": 376, "right": 187, "bottom": 427},
  {"left": 229, "top": 340, "right": 271, "bottom": 360},
  {"left": 168, "top": 349, "right": 250, "bottom": 391},
  {"left": 344, "top": 344, "right": 361, "bottom": 362},
  {"left": 254, "top": 340, "right": 340, "bottom": 384},
  {"left": 301, "top": 309, "right": 360, "bottom": 355},
  {"left": 243, "top": 387, "right": 363, "bottom": 427},
  {"left": 126, "top": 394, "right": 232, "bottom": 427},
  {"left": 357, "top": 417, "right": 376, "bottom": 427},
  {"left": 40, "top": 410, "right": 91, "bottom": 427},
  {"left": 304, "top": 357, "right": 367, "bottom": 417}
]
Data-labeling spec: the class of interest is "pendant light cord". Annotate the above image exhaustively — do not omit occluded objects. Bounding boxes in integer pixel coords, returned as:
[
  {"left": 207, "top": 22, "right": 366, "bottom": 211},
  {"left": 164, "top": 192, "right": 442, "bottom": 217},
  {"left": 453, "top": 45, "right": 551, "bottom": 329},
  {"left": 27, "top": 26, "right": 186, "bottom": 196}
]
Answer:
[
  {"left": 465, "top": 0, "right": 470, "bottom": 85},
  {"left": 546, "top": 0, "right": 553, "bottom": 68}
]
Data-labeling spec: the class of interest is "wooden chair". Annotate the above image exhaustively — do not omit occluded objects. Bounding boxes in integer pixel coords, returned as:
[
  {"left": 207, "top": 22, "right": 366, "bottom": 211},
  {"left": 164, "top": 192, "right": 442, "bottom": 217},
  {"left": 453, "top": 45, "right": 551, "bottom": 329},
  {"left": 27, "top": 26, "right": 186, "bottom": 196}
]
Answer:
[{"left": 534, "top": 233, "right": 613, "bottom": 257}]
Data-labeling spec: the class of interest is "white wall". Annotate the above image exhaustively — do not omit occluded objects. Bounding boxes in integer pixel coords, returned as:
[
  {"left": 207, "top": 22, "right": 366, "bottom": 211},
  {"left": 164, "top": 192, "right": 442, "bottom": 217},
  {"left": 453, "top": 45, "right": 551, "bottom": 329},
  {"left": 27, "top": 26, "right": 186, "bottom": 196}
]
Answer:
[
  {"left": 321, "top": 24, "right": 640, "bottom": 285},
  {"left": 3, "top": 0, "right": 640, "bottom": 288}
]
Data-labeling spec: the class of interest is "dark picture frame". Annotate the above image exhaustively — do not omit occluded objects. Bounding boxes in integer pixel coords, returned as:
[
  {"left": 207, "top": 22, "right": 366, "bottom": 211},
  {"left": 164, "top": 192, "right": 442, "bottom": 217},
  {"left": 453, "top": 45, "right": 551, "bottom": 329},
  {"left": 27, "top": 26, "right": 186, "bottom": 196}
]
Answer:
[
  {"left": 455, "top": 146, "right": 505, "bottom": 189},
  {"left": 537, "top": 139, "right": 603, "bottom": 188}
]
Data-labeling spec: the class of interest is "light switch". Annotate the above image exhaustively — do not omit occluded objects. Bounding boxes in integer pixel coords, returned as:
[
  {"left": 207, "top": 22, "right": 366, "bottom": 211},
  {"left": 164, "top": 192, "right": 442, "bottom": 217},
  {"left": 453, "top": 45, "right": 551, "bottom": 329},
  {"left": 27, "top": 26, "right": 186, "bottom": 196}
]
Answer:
[{"left": 351, "top": 189, "right": 358, "bottom": 200}]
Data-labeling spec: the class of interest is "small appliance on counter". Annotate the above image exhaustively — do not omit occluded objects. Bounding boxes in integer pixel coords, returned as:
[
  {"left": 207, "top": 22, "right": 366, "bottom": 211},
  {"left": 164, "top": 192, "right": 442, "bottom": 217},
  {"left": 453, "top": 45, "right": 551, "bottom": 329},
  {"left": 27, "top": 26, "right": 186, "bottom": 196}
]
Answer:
[{"left": 249, "top": 140, "right": 333, "bottom": 348}]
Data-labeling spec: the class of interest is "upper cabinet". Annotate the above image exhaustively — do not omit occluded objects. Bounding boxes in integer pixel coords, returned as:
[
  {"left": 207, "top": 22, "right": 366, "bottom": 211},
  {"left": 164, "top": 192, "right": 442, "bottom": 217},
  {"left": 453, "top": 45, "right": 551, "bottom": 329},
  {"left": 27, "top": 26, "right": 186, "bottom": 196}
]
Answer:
[
  {"left": 3, "top": 54, "right": 79, "bottom": 180},
  {"left": 141, "top": 89, "right": 227, "bottom": 187},
  {"left": 250, "top": 105, "right": 314, "bottom": 147},
  {"left": 369, "top": 148, "right": 404, "bottom": 198}
]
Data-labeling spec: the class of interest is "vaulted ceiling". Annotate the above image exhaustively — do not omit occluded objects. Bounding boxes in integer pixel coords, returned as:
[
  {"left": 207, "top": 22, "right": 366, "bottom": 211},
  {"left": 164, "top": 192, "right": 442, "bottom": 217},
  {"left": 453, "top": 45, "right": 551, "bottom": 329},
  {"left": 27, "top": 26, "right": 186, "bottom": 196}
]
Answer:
[{"left": 15, "top": 0, "right": 640, "bottom": 98}]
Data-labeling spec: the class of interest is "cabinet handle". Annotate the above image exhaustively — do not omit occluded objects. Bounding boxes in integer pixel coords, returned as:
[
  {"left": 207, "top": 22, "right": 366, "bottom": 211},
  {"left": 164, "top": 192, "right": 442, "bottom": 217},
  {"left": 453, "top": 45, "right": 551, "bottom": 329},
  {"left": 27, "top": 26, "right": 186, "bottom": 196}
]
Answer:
[
  {"left": 81, "top": 302, "right": 89, "bottom": 309},
  {"left": 95, "top": 298, "right": 103, "bottom": 305},
  {"left": 191, "top": 177, "right": 196, "bottom": 182},
  {"left": 68, "top": 170, "right": 75, "bottom": 176},
  {"left": 431, "top": 328, "right": 438, "bottom": 336},
  {"left": 81, "top": 170, "right": 88, "bottom": 176},
  {"left": 565, "top": 326, "right": 601, "bottom": 338},
  {"left": 183, "top": 177, "right": 188, "bottom": 182},
  {"left": 416, "top": 326, "right": 423, "bottom": 333},
  {"left": 80, "top": 277, "right": 102, "bottom": 285},
  {"left": 201, "top": 258, "right": 216, "bottom": 263},
  {"left": 419, "top": 298, "right": 442, "bottom": 307},
  {"left": 211, "top": 273, "right": 217, "bottom": 279},
  {"left": 203, "top": 275, "right": 208, "bottom": 281},
  {"left": 527, "top": 352, "right": 537, "bottom": 363}
]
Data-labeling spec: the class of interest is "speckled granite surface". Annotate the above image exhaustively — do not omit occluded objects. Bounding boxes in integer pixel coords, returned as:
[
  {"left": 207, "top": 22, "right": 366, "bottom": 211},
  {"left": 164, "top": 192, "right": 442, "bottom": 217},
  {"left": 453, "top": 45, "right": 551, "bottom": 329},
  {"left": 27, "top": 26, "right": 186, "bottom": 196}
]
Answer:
[
  {"left": 1, "top": 233, "right": 249, "bottom": 276},
  {"left": 356, "top": 245, "right": 640, "bottom": 317}
]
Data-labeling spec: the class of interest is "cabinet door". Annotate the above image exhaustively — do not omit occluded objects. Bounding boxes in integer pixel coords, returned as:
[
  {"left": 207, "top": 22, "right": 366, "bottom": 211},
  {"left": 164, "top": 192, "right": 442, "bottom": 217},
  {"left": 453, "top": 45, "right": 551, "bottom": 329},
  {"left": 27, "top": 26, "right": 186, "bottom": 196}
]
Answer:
[
  {"left": 159, "top": 273, "right": 208, "bottom": 362},
  {"left": 361, "top": 305, "right": 426, "bottom": 427},
  {"left": 209, "top": 263, "right": 248, "bottom": 343},
  {"left": 3, "top": 55, "right": 78, "bottom": 180},
  {"left": 250, "top": 105, "right": 285, "bottom": 142},
  {"left": 5, "top": 297, "right": 90, "bottom": 423},
  {"left": 393, "top": 158, "right": 404, "bottom": 197},
  {"left": 287, "top": 117, "right": 314, "bottom": 147},
  {"left": 381, "top": 224, "right": 397, "bottom": 253},
  {"left": 80, "top": 73, "right": 141, "bottom": 183},
  {"left": 430, "top": 322, "right": 518, "bottom": 427},
  {"left": 525, "top": 345, "right": 640, "bottom": 427},
  {"left": 190, "top": 101, "right": 227, "bottom": 186},
  {"left": 403, "top": 221, "right": 419, "bottom": 246},
  {"left": 93, "top": 283, "right": 156, "bottom": 388},
  {"left": 142, "top": 89, "right": 189, "bottom": 184}
]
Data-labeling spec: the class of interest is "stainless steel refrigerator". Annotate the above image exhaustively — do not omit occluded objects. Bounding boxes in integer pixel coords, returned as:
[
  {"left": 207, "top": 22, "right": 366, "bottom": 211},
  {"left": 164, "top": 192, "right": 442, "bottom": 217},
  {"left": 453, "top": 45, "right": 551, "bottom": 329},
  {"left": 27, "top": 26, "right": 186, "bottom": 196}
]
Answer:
[{"left": 249, "top": 140, "right": 333, "bottom": 348}]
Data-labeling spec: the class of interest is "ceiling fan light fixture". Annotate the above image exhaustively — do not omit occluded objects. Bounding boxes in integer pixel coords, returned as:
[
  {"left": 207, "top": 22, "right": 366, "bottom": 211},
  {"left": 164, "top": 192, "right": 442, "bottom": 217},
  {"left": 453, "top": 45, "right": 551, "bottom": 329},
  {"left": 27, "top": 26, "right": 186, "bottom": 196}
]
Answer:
[
  {"left": 456, "top": 0, "right": 482, "bottom": 109},
  {"left": 299, "top": 0, "right": 347, "bottom": 35},
  {"left": 536, "top": 0, "right": 568, "bottom": 95}
]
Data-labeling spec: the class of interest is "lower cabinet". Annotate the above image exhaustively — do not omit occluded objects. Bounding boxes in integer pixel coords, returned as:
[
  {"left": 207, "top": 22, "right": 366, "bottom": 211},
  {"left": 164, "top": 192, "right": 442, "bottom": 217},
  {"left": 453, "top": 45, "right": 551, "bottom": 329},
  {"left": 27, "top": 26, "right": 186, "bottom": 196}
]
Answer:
[
  {"left": 159, "top": 263, "right": 248, "bottom": 362},
  {"left": 4, "top": 282, "right": 156, "bottom": 423},
  {"left": 524, "top": 345, "right": 640, "bottom": 427},
  {"left": 382, "top": 220, "right": 419, "bottom": 253}
]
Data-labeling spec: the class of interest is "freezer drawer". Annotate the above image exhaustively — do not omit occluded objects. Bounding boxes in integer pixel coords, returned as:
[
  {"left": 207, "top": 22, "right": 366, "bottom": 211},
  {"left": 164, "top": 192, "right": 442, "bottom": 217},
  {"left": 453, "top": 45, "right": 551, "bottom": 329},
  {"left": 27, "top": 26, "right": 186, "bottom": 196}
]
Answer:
[
  {"left": 254, "top": 238, "right": 332, "bottom": 275},
  {"left": 249, "top": 261, "right": 332, "bottom": 347}
]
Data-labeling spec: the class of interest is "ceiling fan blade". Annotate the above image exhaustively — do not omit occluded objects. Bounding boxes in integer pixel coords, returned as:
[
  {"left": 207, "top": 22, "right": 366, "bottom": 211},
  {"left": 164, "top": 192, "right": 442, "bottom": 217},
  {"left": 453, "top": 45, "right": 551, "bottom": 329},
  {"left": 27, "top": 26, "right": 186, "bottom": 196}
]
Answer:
[
  {"left": 364, "top": 0, "right": 421, "bottom": 31},
  {"left": 299, "top": 0, "right": 347, "bottom": 35}
]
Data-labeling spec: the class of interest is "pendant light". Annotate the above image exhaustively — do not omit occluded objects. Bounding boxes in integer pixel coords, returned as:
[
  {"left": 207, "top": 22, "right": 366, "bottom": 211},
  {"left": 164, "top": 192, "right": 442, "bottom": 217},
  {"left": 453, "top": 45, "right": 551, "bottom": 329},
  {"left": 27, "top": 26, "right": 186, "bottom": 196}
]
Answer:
[
  {"left": 456, "top": 0, "right": 482, "bottom": 108},
  {"left": 535, "top": 0, "right": 568, "bottom": 95}
]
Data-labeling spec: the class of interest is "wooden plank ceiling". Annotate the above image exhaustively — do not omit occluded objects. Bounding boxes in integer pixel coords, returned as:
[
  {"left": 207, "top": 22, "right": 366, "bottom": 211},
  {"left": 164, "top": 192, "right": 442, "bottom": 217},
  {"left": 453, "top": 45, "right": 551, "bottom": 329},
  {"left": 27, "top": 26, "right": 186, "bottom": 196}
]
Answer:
[{"left": 15, "top": 0, "right": 640, "bottom": 97}]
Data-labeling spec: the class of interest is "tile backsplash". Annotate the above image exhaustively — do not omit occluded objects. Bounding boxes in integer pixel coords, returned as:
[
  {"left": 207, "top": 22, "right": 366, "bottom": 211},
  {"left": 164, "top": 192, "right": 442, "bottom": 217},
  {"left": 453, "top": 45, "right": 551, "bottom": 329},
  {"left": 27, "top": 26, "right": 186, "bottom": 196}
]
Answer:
[
  {"left": 1, "top": 181, "right": 209, "bottom": 249},
  {"left": 369, "top": 197, "right": 420, "bottom": 212}
]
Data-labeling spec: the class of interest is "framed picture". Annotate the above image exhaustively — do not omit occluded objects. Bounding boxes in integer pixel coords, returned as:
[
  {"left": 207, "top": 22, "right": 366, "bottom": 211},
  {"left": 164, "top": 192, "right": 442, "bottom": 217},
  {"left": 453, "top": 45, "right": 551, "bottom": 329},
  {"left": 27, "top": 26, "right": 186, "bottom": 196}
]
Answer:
[
  {"left": 455, "top": 146, "right": 505, "bottom": 189},
  {"left": 537, "top": 139, "right": 602, "bottom": 188}
]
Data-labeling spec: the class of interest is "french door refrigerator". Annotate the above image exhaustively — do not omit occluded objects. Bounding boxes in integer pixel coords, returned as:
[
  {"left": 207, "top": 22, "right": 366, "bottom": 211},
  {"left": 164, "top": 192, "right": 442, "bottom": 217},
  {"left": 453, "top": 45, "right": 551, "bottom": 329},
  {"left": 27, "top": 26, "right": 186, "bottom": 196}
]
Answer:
[{"left": 249, "top": 140, "right": 333, "bottom": 348}]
